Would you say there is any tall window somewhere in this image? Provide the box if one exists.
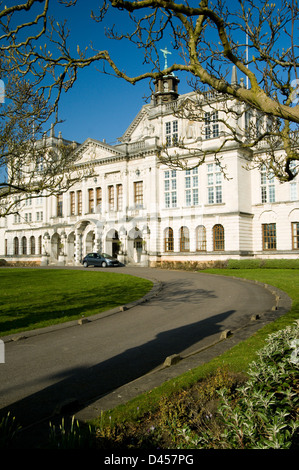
[36,156,44,172]
[70,191,75,215]
[179,226,190,252]
[96,187,102,213]
[165,120,178,146]
[57,194,63,217]
[88,188,94,213]
[164,170,177,208]
[261,165,275,203]
[77,190,82,215]
[185,168,199,206]
[108,185,115,211]
[207,163,222,204]
[165,227,174,252]
[116,184,123,211]
[290,182,298,201]
[22,236,27,255]
[213,224,225,251]
[134,181,143,206]
[14,237,19,255]
[292,222,299,249]
[204,111,219,139]
[262,223,276,250]
[196,225,207,251]
[30,236,35,255]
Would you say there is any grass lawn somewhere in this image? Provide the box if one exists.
[0,268,153,337]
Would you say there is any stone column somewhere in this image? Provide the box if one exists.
[75,228,82,264]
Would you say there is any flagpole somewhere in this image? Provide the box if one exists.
[246,15,249,89]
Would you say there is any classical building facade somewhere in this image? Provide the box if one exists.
[1,71,299,266]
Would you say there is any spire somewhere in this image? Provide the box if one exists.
[231,65,238,86]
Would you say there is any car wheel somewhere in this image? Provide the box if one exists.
[101,261,107,267]
[83,261,88,268]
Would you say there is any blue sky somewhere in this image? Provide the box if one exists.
[13,0,273,146]
[43,0,192,146]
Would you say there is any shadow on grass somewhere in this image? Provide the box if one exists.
[0,269,152,335]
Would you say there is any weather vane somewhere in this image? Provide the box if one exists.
[160,46,171,70]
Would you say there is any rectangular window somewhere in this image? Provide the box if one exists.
[172,120,178,145]
[185,168,199,206]
[165,120,178,146]
[212,111,219,137]
[207,163,222,204]
[77,190,82,215]
[262,223,277,250]
[88,188,94,213]
[204,112,211,139]
[134,181,143,206]
[261,165,275,203]
[70,191,75,215]
[57,194,63,217]
[290,182,298,201]
[116,184,123,211]
[96,187,102,213]
[204,111,219,139]
[108,185,114,211]
[164,170,177,208]
[292,222,299,249]
[36,211,43,222]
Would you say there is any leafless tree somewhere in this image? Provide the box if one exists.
[1,0,299,189]
[0,0,92,216]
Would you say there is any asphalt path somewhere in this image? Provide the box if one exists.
[0,266,288,447]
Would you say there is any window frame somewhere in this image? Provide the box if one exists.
[196,225,207,251]
[262,223,277,250]
[164,227,174,252]
[134,181,143,207]
[213,224,225,251]
[292,222,299,250]
[179,226,190,252]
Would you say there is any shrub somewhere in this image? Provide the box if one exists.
[0,412,21,448]
[262,259,299,269]
[182,322,299,449]
[227,259,262,269]
[227,258,299,270]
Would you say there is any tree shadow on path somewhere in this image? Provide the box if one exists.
[0,307,235,440]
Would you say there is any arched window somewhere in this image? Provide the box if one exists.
[213,224,225,251]
[180,226,190,252]
[164,227,174,252]
[196,225,207,251]
[22,236,27,255]
[30,236,35,255]
[14,237,19,255]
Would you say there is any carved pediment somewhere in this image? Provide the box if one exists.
[120,105,154,142]
[74,138,125,165]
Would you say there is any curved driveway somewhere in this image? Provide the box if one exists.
[0,266,286,440]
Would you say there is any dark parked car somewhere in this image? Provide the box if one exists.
[82,253,121,268]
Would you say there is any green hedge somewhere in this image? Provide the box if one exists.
[227,259,299,269]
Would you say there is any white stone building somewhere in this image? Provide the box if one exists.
[1,71,299,266]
